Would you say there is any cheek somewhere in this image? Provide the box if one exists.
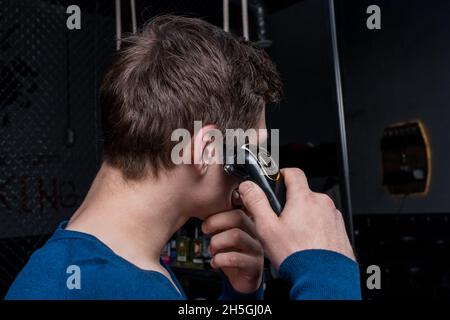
[202,167,238,214]
[214,171,237,203]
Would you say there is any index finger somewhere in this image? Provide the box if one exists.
[202,209,257,238]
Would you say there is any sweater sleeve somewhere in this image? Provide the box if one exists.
[278,249,362,300]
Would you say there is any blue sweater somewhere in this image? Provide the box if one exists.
[5,222,361,300]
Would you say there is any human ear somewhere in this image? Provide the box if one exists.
[191,124,223,176]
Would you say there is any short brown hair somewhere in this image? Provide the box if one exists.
[101,15,282,179]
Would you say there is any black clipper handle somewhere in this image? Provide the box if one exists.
[223,145,286,215]
[251,169,285,215]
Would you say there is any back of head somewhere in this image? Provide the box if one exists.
[101,15,282,180]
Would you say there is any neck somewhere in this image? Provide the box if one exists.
[67,163,189,270]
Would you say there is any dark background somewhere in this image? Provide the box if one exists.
[1,0,449,299]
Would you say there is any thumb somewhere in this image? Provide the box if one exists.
[239,180,277,225]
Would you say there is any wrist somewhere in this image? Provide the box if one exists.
[221,273,265,300]
[230,272,263,294]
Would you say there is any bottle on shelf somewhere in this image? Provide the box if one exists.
[176,230,191,265]
[192,226,204,267]
[161,242,171,264]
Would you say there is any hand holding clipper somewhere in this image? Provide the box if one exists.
[223,144,286,215]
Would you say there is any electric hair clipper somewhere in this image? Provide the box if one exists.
[223,144,286,215]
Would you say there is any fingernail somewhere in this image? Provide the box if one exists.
[232,189,240,200]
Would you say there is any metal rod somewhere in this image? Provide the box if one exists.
[115,0,122,50]
[223,0,230,32]
[328,0,354,245]
[130,0,137,34]
[241,0,249,40]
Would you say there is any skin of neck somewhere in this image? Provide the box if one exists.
[64,117,265,273]
[66,162,193,271]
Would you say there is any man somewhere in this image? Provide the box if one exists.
[6,15,360,300]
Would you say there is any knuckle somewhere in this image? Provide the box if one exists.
[234,210,246,226]
[238,209,247,220]
[209,237,218,252]
[311,192,334,208]
[231,228,243,242]
[289,167,306,181]
[335,209,344,221]
[228,254,239,268]
[320,194,336,209]
[294,167,306,178]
